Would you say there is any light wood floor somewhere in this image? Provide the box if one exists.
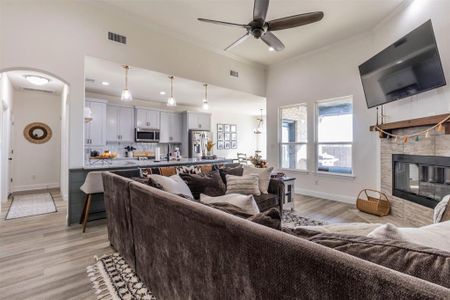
[0,189,112,300]
[0,190,409,300]
[292,194,414,227]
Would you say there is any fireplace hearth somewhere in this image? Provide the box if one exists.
[393,154,450,208]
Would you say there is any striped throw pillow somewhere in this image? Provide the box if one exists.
[226,174,261,196]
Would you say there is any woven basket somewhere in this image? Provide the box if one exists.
[356,189,390,217]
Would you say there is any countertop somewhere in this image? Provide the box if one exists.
[81,157,234,171]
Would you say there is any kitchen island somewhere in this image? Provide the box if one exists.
[68,157,233,225]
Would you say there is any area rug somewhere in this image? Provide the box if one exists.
[87,253,156,300]
[5,192,57,220]
[281,210,326,227]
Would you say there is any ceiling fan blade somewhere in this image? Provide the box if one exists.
[224,32,250,51]
[197,18,250,29]
[253,0,270,22]
[261,31,285,51]
[267,11,324,31]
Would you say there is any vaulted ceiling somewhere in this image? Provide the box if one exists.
[100,0,405,66]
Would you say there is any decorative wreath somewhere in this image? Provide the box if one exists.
[23,122,52,144]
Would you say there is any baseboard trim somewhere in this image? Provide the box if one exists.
[295,187,354,204]
[11,183,60,193]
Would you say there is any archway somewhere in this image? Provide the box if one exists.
[0,67,70,217]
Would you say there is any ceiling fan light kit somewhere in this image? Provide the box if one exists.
[198,0,324,52]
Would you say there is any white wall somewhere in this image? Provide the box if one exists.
[60,85,69,201]
[11,89,61,192]
[211,112,262,160]
[0,73,13,203]
[0,0,267,169]
[266,0,450,203]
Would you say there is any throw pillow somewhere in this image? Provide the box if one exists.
[367,223,404,241]
[242,165,274,194]
[132,177,164,190]
[218,166,244,185]
[248,208,281,230]
[226,174,261,196]
[200,193,260,215]
[176,165,202,174]
[203,202,281,230]
[179,170,226,200]
[147,174,194,200]
[397,221,450,253]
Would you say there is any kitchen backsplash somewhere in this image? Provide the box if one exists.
[85,142,182,160]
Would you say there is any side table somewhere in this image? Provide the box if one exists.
[281,177,296,211]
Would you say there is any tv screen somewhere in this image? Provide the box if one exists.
[359,20,446,108]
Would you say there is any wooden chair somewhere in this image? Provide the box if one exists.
[79,171,104,233]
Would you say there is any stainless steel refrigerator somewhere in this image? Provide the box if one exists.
[188,130,212,158]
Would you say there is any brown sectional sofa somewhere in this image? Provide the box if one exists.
[102,171,450,299]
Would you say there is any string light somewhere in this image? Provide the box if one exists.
[375,114,450,144]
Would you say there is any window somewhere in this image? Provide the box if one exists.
[279,104,307,170]
[316,97,353,175]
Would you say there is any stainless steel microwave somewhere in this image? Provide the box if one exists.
[135,128,160,143]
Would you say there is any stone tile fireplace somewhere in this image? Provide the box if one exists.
[392,154,450,208]
[381,126,450,226]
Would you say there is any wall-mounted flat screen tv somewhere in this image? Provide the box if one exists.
[359,20,446,108]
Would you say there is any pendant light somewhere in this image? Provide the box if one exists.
[202,83,209,110]
[167,75,176,106]
[254,109,264,134]
[120,65,132,102]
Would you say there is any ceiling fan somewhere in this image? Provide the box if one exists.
[198,0,324,52]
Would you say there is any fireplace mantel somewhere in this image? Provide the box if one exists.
[369,113,450,137]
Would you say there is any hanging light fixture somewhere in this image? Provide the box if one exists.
[202,83,209,110]
[167,75,176,106]
[254,109,264,134]
[120,65,132,102]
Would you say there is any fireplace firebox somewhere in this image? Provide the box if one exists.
[393,154,450,208]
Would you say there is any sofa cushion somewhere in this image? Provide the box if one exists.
[242,165,274,194]
[218,165,243,185]
[307,232,450,288]
[253,193,279,212]
[200,193,260,215]
[179,170,226,200]
[226,174,261,196]
[147,174,194,200]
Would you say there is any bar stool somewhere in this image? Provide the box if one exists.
[80,171,104,233]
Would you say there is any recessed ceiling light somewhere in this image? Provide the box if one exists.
[160,91,166,95]
[268,47,275,52]
[25,75,50,86]
[101,81,110,86]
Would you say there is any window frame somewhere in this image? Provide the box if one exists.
[278,103,308,172]
[314,96,354,177]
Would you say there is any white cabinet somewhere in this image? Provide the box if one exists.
[187,112,211,130]
[160,112,182,143]
[106,105,134,142]
[135,108,160,129]
[85,100,107,147]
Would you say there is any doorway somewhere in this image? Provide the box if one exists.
[0,69,69,217]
